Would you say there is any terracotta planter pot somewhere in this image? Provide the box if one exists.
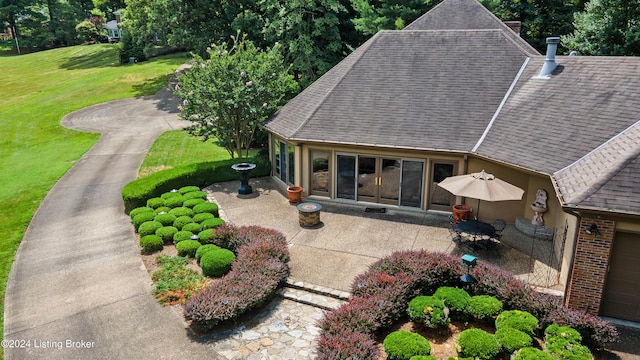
[452,204,471,223]
[287,186,303,204]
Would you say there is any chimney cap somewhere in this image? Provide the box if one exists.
[546,37,560,44]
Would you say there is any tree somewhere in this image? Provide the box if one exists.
[350,0,440,36]
[175,33,300,158]
[261,0,350,87]
[562,0,640,55]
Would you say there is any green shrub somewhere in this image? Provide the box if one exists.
[146,197,165,209]
[129,206,154,219]
[176,240,201,257]
[544,324,591,360]
[182,222,203,234]
[161,191,182,199]
[132,212,157,231]
[156,226,178,244]
[196,244,219,263]
[140,235,164,253]
[138,221,163,237]
[179,185,200,194]
[495,327,532,354]
[154,206,171,214]
[169,206,193,217]
[183,198,205,209]
[193,202,219,216]
[433,286,471,319]
[409,357,437,360]
[173,230,194,244]
[383,330,431,360]
[544,324,582,344]
[173,215,195,230]
[468,295,503,321]
[183,191,207,200]
[201,217,225,230]
[200,248,236,277]
[193,212,215,223]
[495,310,539,337]
[164,195,184,208]
[514,347,554,360]
[407,296,449,328]
[456,328,500,360]
[154,213,177,226]
[121,156,270,212]
[197,229,214,244]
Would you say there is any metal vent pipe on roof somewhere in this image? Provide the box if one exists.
[538,37,560,78]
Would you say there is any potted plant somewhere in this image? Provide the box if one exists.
[287,186,303,204]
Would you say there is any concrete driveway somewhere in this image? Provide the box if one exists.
[3,78,224,359]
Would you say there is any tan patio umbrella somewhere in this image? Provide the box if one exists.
[437,170,524,219]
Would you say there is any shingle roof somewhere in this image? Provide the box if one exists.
[551,121,640,214]
[405,0,539,56]
[263,29,530,152]
[262,0,640,215]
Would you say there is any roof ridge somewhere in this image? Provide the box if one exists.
[289,33,382,138]
[552,120,640,206]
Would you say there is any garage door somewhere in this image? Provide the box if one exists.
[601,232,640,322]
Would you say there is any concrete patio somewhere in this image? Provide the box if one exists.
[206,177,563,294]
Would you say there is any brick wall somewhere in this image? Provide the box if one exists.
[565,218,615,314]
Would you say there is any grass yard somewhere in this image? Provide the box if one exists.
[0,44,190,349]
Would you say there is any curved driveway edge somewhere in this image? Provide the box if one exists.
[4,77,224,359]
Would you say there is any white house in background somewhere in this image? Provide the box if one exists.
[105,10,123,43]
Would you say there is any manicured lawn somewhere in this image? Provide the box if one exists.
[0,44,190,349]
[138,130,232,177]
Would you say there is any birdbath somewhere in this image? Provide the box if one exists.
[231,163,257,195]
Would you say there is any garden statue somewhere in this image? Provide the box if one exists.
[530,189,548,226]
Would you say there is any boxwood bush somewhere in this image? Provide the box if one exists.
[140,235,164,253]
[201,218,225,230]
[168,206,193,217]
[200,248,235,277]
[132,212,157,231]
[180,221,201,232]
[154,213,177,226]
[315,250,618,359]
[468,295,503,321]
[184,225,289,330]
[173,215,195,230]
[544,324,592,360]
[179,185,200,194]
[173,230,194,244]
[183,198,205,209]
[495,310,539,337]
[383,330,431,360]
[161,191,181,199]
[176,240,201,258]
[407,296,449,328]
[164,195,184,208]
[183,191,207,200]
[129,206,154,219]
[495,327,532,354]
[433,286,471,320]
[195,244,219,263]
[456,328,500,359]
[138,221,163,237]
[146,197,165,209]
[514,347,555,360]
[122,156,270,213]
[193,202,219,216]
[156,226,178,244]
[193,212,215,223]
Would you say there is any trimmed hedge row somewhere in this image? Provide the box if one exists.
[183,225,290,330]
[315,250,618,359]
[122,156,270,213]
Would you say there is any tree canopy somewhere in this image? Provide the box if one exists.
[174,34,300,158]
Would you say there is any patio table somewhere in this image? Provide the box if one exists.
[454,220,497,250]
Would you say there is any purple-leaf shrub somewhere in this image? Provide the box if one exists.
[183,225,289,330]
[316,329,380,360]
[316,250,618,357]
